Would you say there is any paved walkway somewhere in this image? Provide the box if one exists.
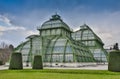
[0,64,108,70]
[45,65,108,70]
[0,65,8,70]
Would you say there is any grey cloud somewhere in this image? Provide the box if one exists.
[0,14,39,46]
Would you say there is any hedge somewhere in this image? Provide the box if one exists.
[108,51,120,72]
[9,52,23,70]
[0,61,3,65]
[32,55,43,69]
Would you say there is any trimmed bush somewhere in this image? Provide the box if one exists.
[0,61,3,65]
[108,51,120,72]
[32,55,43,69]
[9,52,23,70]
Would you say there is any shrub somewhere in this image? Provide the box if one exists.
[32,55,43,69]
[0,61,3,65]
[108,51,120,72]
[9,52,23,70]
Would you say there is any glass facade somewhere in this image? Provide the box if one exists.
[15,14,108,67]
[72,24,108,62]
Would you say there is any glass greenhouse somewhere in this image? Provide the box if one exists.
[15,14,108,67]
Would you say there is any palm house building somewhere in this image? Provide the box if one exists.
[15,14,108,67]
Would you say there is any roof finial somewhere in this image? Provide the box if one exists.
[50,12,61,20]
[83,21,88,26]
[83,21,86,25]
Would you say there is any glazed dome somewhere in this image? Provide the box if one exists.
[38,14,70,31]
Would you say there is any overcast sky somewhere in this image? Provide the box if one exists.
[0,0,120,48]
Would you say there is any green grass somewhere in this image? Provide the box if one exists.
[0,69,120,79]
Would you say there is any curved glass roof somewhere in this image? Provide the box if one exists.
[15,35,94,63]
[38,14,70,31]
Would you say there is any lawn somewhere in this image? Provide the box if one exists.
[0,69,120,79]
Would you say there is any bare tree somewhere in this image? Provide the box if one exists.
[0,42,9,49]
[0,42,14,65]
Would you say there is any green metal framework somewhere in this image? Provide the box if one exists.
[15,14,108,67]
[72,24,108,62]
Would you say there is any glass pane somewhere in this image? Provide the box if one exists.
[65,54,73,62]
